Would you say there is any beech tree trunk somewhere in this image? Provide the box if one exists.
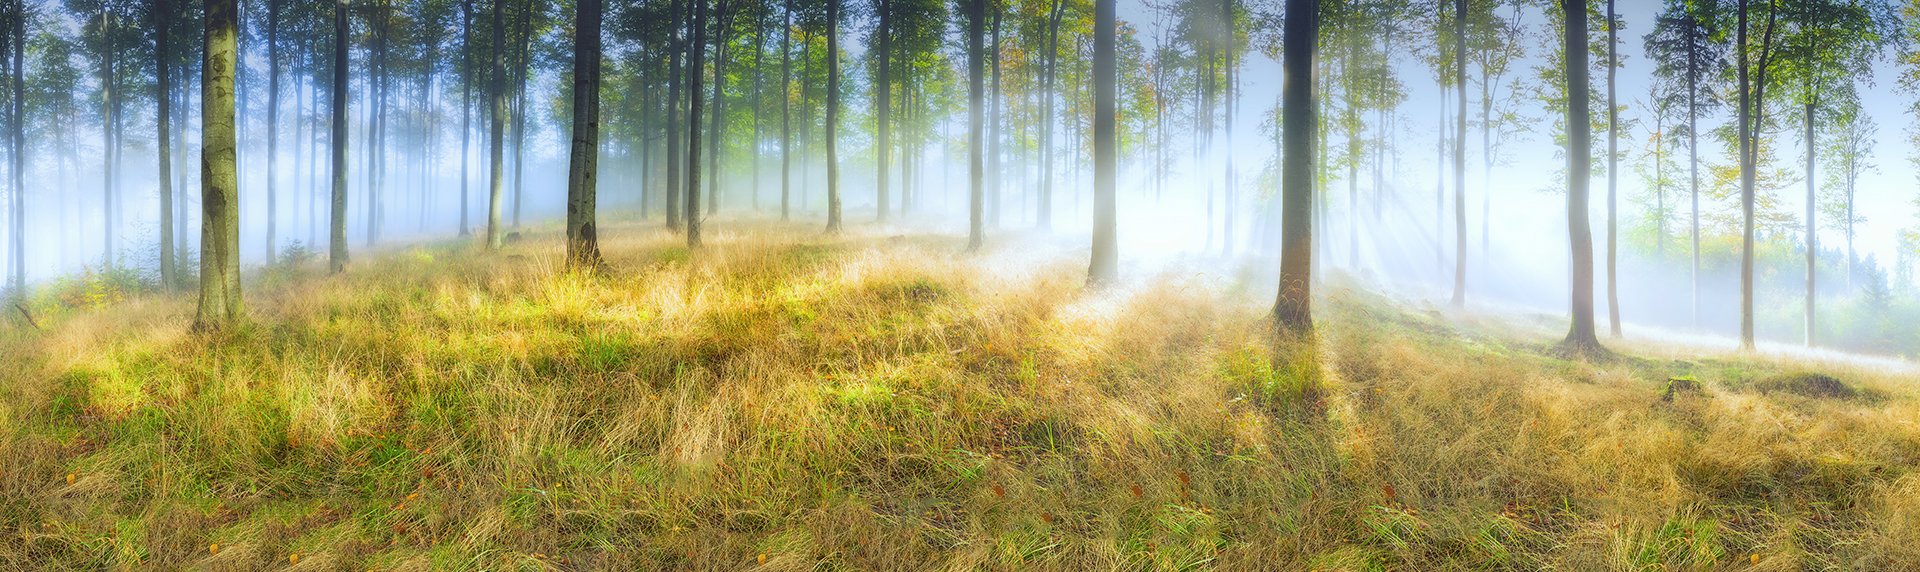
[196,0,243,329]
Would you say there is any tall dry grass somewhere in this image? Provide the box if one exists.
[0,221,1916,570]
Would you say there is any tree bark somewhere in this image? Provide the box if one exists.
[705,12,727,217]
[667,0,685,230]
[196,0,243,329]
[267,0,281,259]
[1804,101,1815,346]
[487,0,507,248]
[966,0,984,250]
[1451,0,1467,307]
[7,0,21,295]
[459,0,473,236]
[154,0,174,287]
[1688,9,1701,328]
[101,6,117,266]
[824,0,842,233]
[330,0,351,271]
[687,0,710,247]
[988,7,1003,227]
[1087,0,1116,285]
[1606,0,1620,337]
[1221,0,1235,258]
[1275,0,1315,335]
[876,0,891,222]
[780,0,792,221]
[566,0,603,268]
[1559,0,1601,354]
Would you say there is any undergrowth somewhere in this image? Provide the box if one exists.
[1,222,1917,570]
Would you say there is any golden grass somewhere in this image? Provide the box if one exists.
[1,220,1918,570]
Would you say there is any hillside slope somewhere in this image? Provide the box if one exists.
[2,222,1918,570]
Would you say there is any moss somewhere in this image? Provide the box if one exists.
[1754,372,1859,400]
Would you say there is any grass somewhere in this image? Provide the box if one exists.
[2,220,1919,570]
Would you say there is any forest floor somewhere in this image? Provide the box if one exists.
[2,220,1919,571]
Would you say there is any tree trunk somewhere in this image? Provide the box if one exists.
[197,0,243,329]
[371,5,389,246]
[1804,101,1815,346]
[1451,0,1467,307]
[687,0,709,247]
[511,0,530,228]
[487,0,507,248]
[876,0,891,222]
[824,0,841,233]
[7,0,21,295]
[566,0,602,268]
[330,0,351,271]
[101,6,116,267]
[988,7,1003,227]
[1275,0,1315,335]
[460,0,473,236]
[706,17,727,217]
[1559,0,1601,354]
[751,8,765,211]
[780,0,792,221]
[1221,0,1235,258]
[1606,0,1620,336]
[1688,11,1700,328]
[156,0,175,287]
[1345,36,1357,268]
[1087,0,1116,285]
[667,0,685,230]
[1038,0,1062,231]
[267,0,281,259]
[966,0,984,250]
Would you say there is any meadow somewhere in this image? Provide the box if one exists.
[2,221,1917,570]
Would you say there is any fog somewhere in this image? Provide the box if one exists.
[2,0,1916,356]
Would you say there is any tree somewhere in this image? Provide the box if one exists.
[1468,0,1527,254]
[266,0,281,259]
[1734,0,1782,351]
[1822,96,1873,291]
[966,0,984,251]
[197,0,242,329]
[823,0,840,233]
[874,0,891,222]
[80,0,126,267]
[1775,0,1894,346]
[153,0,176,287]
[1086,0,1114,285]
[5,0,21,297]
[1645,0,1726,328]
[701,0,732,218]
[460,0,473,236]
[686,0,709,247]
[1452,0,1466,307]
[1274,0,1314,335]
[1558,0,1602,355]
[780,0,792,220]
[330,0,351,272]
[566,0,603,268]
[1604,0,1619,337]
[487,0,507,249]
